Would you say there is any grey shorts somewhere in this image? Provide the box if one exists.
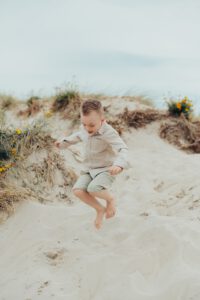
[72,171,115,193]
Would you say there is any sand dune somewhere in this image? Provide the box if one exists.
[1,105,200,299]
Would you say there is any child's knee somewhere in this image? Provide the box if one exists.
[73,188,85,197]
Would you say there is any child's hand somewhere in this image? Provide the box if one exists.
[108,165,123,175]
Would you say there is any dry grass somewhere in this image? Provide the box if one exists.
[0,182,30,214]
[61,95,81,120]
[0,120,54,166]
[16,123,54,159]
[119,108,167,129]
[160,114,200,153]
[0,94,17,110]
[0,121,53,213]
[105,108,167,134]
[18,96,42,117]
[51,88,82,122]
[28,151,77,188]
[52,88,81,120]
[0,120,77,215]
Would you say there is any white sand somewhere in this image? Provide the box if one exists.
[1,112,200,299]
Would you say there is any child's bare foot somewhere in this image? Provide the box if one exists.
[106,198,116,219]
[95,207,106,229]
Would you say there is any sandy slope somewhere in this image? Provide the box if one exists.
[1,121,200,300]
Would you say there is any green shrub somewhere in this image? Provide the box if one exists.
[27,96,40,107]
[52,88,80,112]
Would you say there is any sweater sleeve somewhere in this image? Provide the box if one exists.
[59,131,82,149]
[103,127,129,169]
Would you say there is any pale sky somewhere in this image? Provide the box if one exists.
[0,0,200,108]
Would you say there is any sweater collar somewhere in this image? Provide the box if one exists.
[97,120,107,135]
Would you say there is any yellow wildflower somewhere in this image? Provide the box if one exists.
[44,110,53,118]
[16,128,22,135]
[185,108,189,111]
[11,148,17,155]
[176,102,182,110]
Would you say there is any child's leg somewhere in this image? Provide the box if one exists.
[86,171,116,219]
[73,189,106,229]
[87,190,116,218]
[73,188,105,211]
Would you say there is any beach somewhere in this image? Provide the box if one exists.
[0,96,200,299]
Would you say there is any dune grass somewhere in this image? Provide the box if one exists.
[160,114,200,153]
[105,107,167,134]
[52,85,81,111]
[0,94,17,110]
[17,96,42,117]
[0,119,77,216]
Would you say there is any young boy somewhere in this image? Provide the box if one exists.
[54,100,129,229]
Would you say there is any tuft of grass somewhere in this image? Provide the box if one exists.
[51,84,82,121]
[0,109,5,127]
[27,96,40,106]
[18,96,42,117]
[28,151,77,188]
[160,114,200,153]
[52,86,81,113]
[119,108,167,129]
[0,94,17,110]
[105,107,167,134]
[0,182,29,214]
[0,120,54,176]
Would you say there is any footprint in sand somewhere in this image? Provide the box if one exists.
[140,212,149,217]
[37,281,49,295]
[44,248,67,266]
[154,181,165,192]
[175,189,187,199]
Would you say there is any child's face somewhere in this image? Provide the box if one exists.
[81,111,104,136]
